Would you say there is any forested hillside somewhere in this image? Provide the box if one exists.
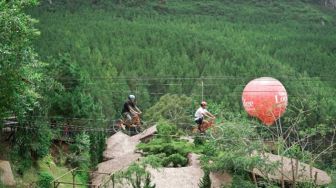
[1,0,336,187]
[30,0,336,116]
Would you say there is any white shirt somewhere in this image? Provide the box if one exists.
[194,107,208,120]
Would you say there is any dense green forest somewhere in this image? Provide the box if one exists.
[1,0,336,187]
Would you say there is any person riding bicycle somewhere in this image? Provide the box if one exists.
[194,101,215,132]
[122,95,142,125]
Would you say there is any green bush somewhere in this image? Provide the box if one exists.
[156,120,178,142]
[15,158,33,176]
[162,153,188,167]
[37,171,54,188]
[116,163,156,188]
[231,175,255,188]
[194,134,206,145]
[138,121,194,167]
[138,140,193,167]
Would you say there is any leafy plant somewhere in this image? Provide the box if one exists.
[67,133,91,182]
[162,153,188,167]
[137,121,194,167]
[37,171,54,188]
[230,175,256,188]
[68,133,90,167]
[115,163,155,188]
[200,122,278,185]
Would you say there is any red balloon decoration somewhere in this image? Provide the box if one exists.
[242,77,288,126]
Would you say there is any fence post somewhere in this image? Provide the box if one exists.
[72,170,76,188]
[281,156,284,188]
[314,172,318,185]
[112,174,115,188]
[291,158,296,188]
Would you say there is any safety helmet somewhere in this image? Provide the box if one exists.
[128,95,136,101]
[201,101,207,106]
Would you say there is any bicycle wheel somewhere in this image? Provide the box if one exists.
[125,126,137,136]
[112,119,124,133]
[135,126,142,134]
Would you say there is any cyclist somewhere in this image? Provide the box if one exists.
[194,101,215,132]
[122,95,142,124]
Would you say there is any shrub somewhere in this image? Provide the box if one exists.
[37,171,54,188]
[231,175,255,188]
[162,153,188,167]
[137,121,194,167]
[116,163,155,188]
[16,158,33,176]
[194,133,206,145]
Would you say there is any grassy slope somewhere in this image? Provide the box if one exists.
[0,135,84,187]
[17,155,86,188]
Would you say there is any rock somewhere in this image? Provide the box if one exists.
[130,125,157,142]
[148,166,204,188]
[92,126,157,187]
[91,153,141,186]
[251,152,332,185]
[187,153,201,166]
[103,132,137,160]
[0,160,15,186]
[148,153,232,188]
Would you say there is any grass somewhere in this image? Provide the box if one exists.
[330,171,336,188]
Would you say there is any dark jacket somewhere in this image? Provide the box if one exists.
[122,101,136,114]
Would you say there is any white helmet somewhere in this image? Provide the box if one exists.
[128,95,135,101]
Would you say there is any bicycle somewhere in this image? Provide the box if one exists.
[192,117,216,133]
[112,113,142,135]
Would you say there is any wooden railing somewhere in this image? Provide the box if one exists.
[52,168,112,188]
